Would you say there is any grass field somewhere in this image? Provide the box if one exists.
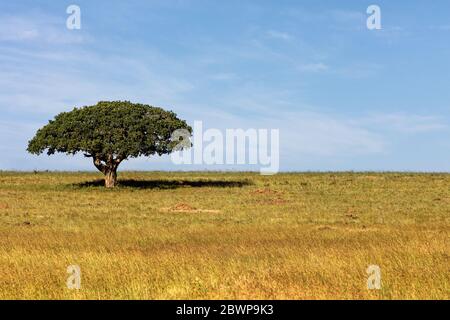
[0,171,448,299]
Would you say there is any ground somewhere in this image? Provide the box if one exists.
[0,171,448,299]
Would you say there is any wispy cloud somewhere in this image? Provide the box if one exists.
[0,44,195,116]
[0,14,87,44]
[428,25,450,31]
[266,30,293,41]
[209,73,237,81]
[298,62,329,73]
[362,114,447,133]
[334,62,382,79]
[1,4,449,171]
[329,9,365,23]
[276,111,385,156]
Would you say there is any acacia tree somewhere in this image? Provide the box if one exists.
[27,101,192,187]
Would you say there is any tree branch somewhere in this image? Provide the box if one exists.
[114,155,125,165]
[93,157,107,174]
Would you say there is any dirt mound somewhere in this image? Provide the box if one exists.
[173,203,196,211]
[263,198,287,205]
[0,203,9,209]
[251,188,280,195]
[250,188,287,205]
[161,203,220,213]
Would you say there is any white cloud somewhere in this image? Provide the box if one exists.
[267,30,293,41]
[428,25,450,31]
[0,45,195,116]
[362,113,447,133]
[334,63,382,79]
[329,9,365,23]
[298,62,329,73]
[260,111,385,156]
[0,16,40,41]
[209,73,237,81]
[0,14,87,44]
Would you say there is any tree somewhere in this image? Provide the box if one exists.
[27,101,192,187]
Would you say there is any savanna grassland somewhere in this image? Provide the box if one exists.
[0,171,448,299]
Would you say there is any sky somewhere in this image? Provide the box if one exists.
[0,0,450,172]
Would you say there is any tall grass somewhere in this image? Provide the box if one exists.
[0,171,448,299]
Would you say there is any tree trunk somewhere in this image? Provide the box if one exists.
[104,168,117,188]
[92,155,123,188]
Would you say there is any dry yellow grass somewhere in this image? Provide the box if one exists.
[0,171,448,299]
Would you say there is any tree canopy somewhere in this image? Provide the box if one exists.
[27,101,192,187]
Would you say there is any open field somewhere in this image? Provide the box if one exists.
[0,171,448,299]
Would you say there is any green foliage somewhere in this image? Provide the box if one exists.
[27,101,192,164]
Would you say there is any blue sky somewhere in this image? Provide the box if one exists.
[1,0,450,172]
